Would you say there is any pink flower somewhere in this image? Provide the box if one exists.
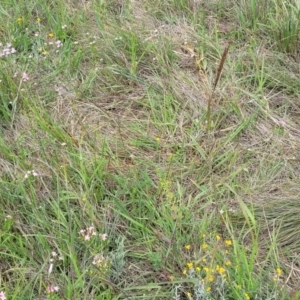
[79,226,96,241]
[100,233,108,241]
[0,43,16,57]
[0,291,6,300]
[55,40,63,48]
[279,120,286,127]
[13,71,30,82]
[79,226,106,241]
[87,226,95,233]
[22,72,29,81]
[46,285,59,293]
[84,235,91,241]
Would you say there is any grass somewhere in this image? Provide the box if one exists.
[1,0,300,299]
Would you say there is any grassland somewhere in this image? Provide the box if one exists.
[1,0,300,299]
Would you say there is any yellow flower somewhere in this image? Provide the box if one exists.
[36,17,41,22]
[202,258,207,263]
[208,275,214,282]
[182,269,187,275]
[225,239,232,246]
[217,266,226,275]
[167,191,174,199]
[185,244,191,250]
[202,234,206,238]
[17,17,22,24]
[225,261,231,266]
[276,268,282,276]
[48,32,55,38]
[204,267,210,273]
[244,293,250,300]
[187,262,193,269]
[202,243,208,249]
[206,286,211,292]
[196,266,201,272]
[169,275,174,281]
[216,234,221,241]
[187,292,192,298]
[155,137,161,142]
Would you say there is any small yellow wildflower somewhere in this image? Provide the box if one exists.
[187,292,192,298]
[208,275,214,282]
[187,262,193,269]
[237,284,242,289]
[276,268,282,276]
[206,286,211,292]
[196,266,201,272]
[202,234,206,238]
[169,275,174,281]
[244,293,250,300]
[155,137,161,142]
[202,243,208,249]
[17,17,22,24]
[218,266,226,275]
[202,258,207,263]
[182,269,187,275]
[204,267,210,273]
[225,261,231,266]
[216,234,221,241]
[36,17,41,22]
[48,32,55,38]
[225,239,232,246]
[167,191,174,199]
[185,244,191,250]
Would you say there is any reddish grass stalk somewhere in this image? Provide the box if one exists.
[206,41,231,131]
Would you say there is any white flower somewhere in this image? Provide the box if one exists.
[48,262,53,275]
